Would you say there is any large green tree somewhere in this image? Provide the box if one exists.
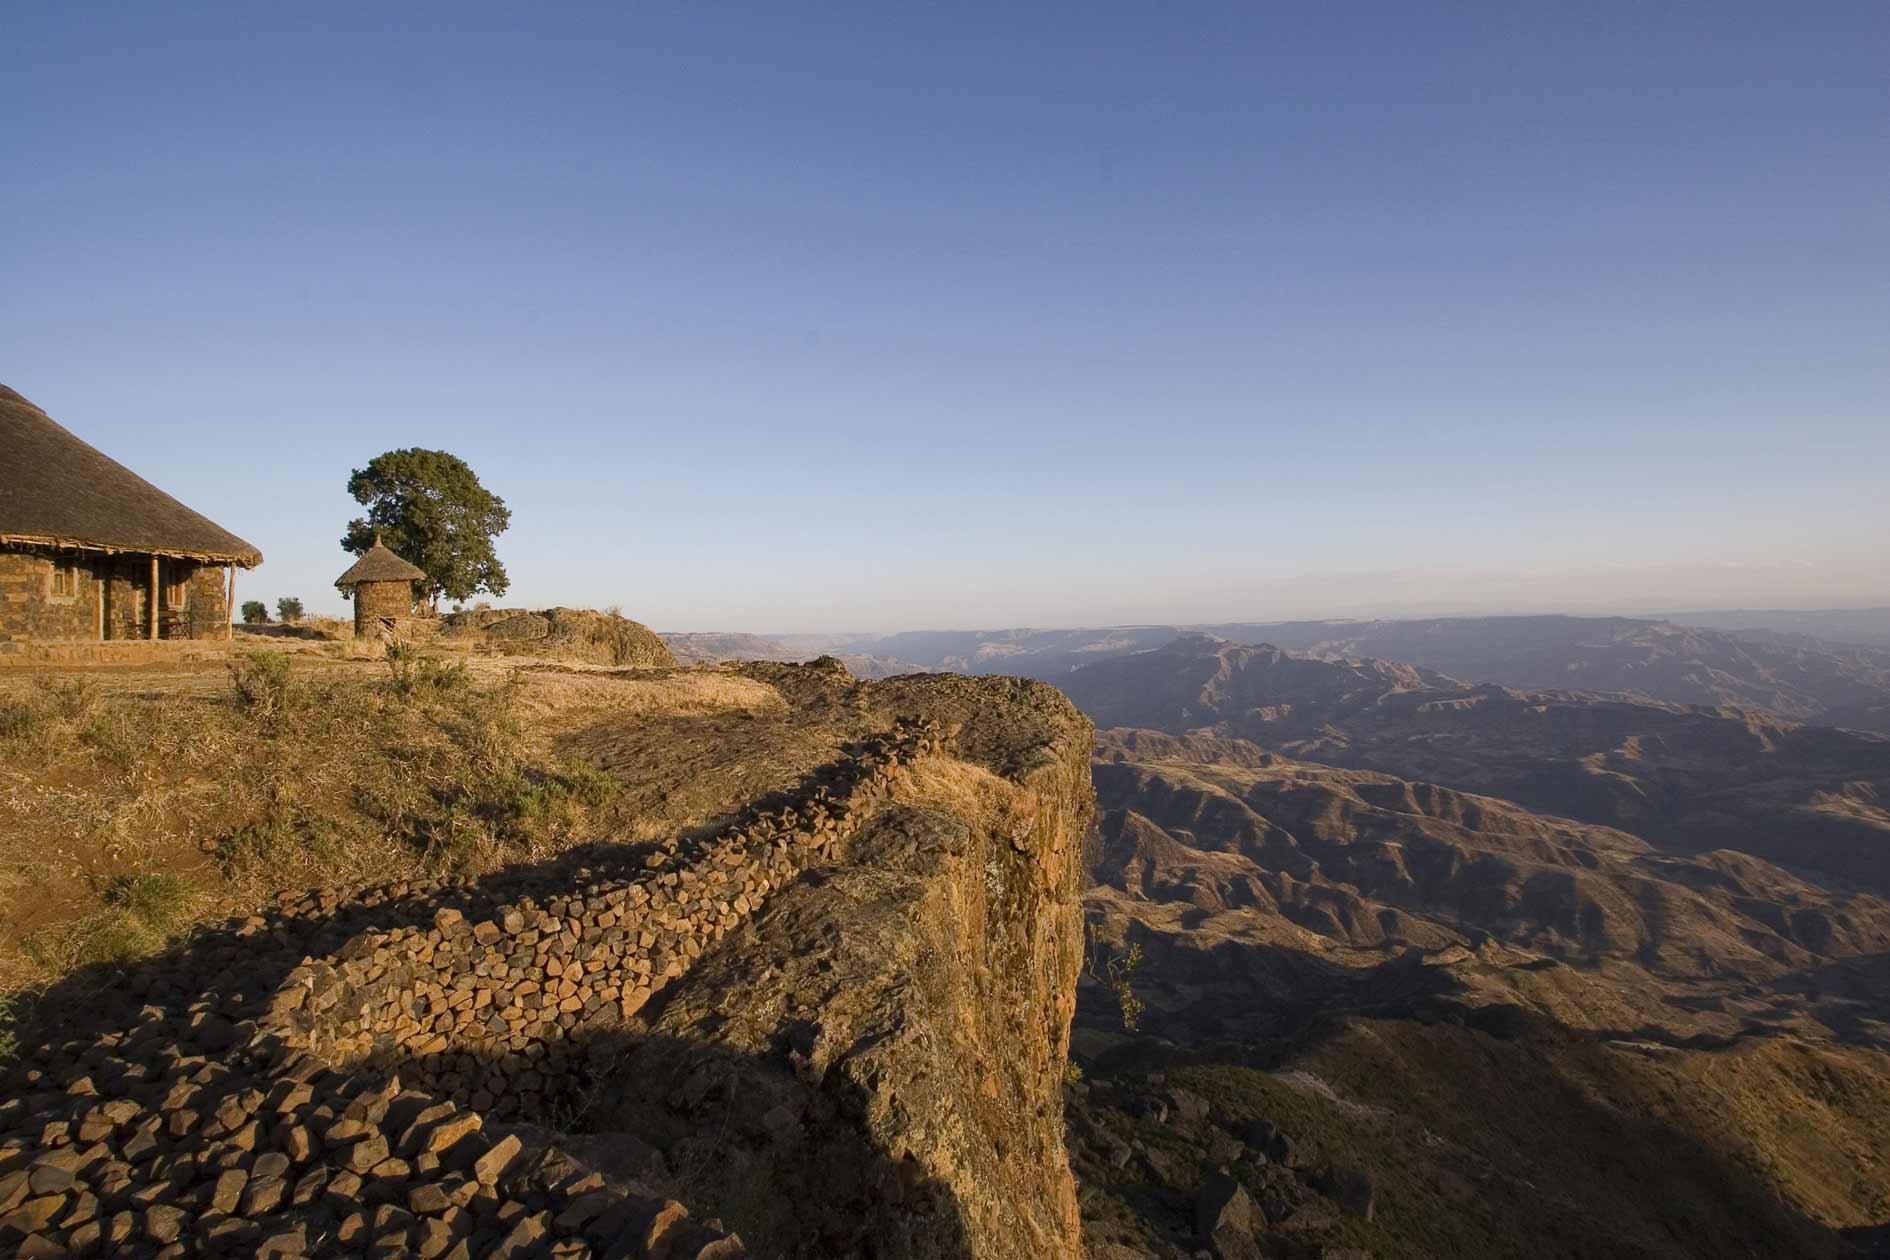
[340,449,511,608]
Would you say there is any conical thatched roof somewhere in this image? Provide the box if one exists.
[0,384,263,566]
[336,539,428,587]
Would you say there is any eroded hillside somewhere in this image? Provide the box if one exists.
[1067,728,1890,1260]
[0,660,1094,1259]
[1061,635,1890,896]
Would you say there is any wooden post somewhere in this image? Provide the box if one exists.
[226,564,235,640]
[148,555,159,640]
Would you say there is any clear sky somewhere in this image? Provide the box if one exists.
[5,3,1886,632]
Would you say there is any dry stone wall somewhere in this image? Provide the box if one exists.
[264,722,947,1118]
[0,719,953,1260]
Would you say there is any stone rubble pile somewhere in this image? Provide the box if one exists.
[0,721,949,1259]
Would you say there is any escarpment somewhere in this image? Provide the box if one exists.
[0,667,1093,1259]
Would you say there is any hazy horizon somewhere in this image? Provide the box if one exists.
[670,588,1890,642]
[7,3,1886,631]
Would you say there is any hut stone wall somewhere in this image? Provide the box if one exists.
[0,544,230,642]
[0,546,102,642]
[187,562,231,638]
[354,577,415,639]
[101,555,141,641]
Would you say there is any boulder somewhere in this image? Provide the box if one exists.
[483,614,551,642]
[1195,1170,1263,1260]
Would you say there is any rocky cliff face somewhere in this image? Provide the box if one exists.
[0,666,1093,1259]
[588,682,1094,1257]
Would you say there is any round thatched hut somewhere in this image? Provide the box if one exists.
[335,538,427,641]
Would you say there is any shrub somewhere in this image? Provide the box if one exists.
[34,676,98,723]
[0,679,98,752]
[1107,941,1146,1032]
[23,872,200,974]
[276,596,305,623]
[99,872,197,935]
[221,804,347,870]
[0,692,52,742]
[384,642,469,699]
[492,763,619,823]
[78,707,142,767]
[229,650,299,720]
[240,600,269,624]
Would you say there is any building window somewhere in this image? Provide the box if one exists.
[49,557,81,600]
[164,562,188,609]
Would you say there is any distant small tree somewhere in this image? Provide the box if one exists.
[240,600,269,625]
[276,597,305,624]
[341,449,511,611]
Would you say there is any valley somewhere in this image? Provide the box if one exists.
[1045,625,1890,1259]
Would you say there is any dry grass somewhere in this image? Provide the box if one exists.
[514,669,784,723]
[0,648,668,996]
[899,754,1022,825]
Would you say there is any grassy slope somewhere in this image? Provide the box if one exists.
[0,651,651,997]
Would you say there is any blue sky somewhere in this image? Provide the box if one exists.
[5,3,1886,631]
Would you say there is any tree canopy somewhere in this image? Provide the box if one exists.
[340,449,510,606]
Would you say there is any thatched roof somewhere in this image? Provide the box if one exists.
[0,384,263,566]
[336,539,428,587]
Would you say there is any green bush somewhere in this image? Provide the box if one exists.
[491,762,619,823]
[99,872,197,935]
[240,600,269,624]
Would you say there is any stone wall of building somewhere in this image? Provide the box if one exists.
[186,563,231,639]
[354,579,414,640]
[0,546,101,642]
[0,547,232,642]
[100,554,141,641]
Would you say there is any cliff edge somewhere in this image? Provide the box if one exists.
[0,665,1093,1259]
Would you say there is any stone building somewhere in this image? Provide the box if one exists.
[335,538,427,640]
[0,384,262,643]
